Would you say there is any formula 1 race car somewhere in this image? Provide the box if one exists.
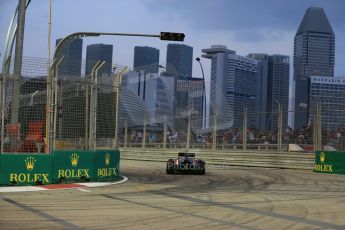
[166,152,205,175]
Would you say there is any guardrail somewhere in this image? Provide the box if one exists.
[120,148,314,170]
[0,150,120,186]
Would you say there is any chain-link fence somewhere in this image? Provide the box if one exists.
[0,56,128,153]
[2,56,345,153]
[117,104,345,152]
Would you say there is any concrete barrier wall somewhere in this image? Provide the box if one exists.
[0,154,52,185]
[315,151,345,174]
[121,148,315,170]
[0,149,120,186]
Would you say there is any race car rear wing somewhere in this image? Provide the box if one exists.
[178,152,195,157]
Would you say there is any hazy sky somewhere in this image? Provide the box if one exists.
[1,0,344,81]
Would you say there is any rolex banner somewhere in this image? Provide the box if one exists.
[0,154,52,185]
[52,150,94,182]
[94,150,120,181]
[315,151,345,174]
[0,149,121,186]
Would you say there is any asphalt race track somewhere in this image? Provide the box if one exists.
[1,159,345,229]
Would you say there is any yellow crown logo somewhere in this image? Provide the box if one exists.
[105,153,111,166]
[70,153,79,167]
[25,156,36,171]
[320,152,326,164]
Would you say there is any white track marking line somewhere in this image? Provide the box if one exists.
[0,175,128,193]
[0,186,48,193]
[77,175,128,187]
[77,188,91,192]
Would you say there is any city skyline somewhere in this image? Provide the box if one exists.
[1,1,344,81]
[1,1,345,129]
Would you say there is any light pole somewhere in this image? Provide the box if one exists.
[46,31,185,153]
[195,57,206,129]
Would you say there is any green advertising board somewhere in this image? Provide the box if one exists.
[0,149,121,186]
[94,149,120,181]
[315,151,345,174]
[52,150,94,182]
[0,154,52,185]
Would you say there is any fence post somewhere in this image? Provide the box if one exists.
[275,99,282,152]
[11,0,26,125]
[124,118,128,149]
[163,115,167,149]
[52,58,63,152]
[113,67,128,149]
[279,106,283,152]
[313,98,322,151]
[85,82,89,149]
[243,107,247,150]
[0,57,10,153]
[89,61,105,151]
[142,113,147,149]
[317,100,322,151]
[212,112,217,150]
[46,59,58,153]
[186,110,191,151]
[114,73,122,149]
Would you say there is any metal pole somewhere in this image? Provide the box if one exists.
[47,0,52,150]
[317,100,322,151]
[93,61,105,151]
[0,58,11,153]
[52,57,63,152]
[275,99,282,152]
[142,113,147,149]
[46,59,57,153]
[0,76,3,153]
[85,82,89,149]
[163,115,167,149]
[58,83,63,140]
[88,61,102,150]
[243,107,247,150]
[114,67,127,149]
[313,98,322,151]
[279,106,283,151]
[48,0,52,69]
[212,112,217,150]
[314,100,319,151]
[11,0,26,124]
[124,118,128,149]
[196,58,206,129]
[114,73,122,149]
[186,110,191,151]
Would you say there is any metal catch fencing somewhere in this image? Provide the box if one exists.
[0,56,128,153]
[2,56,345,153]
[117,106,345,152]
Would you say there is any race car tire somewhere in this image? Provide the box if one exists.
[166,159,174,174]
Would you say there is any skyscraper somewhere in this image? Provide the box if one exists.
[202,45,258,130]
[247,53,269,130]
[174,78,204,130]
[166,44,193,78]
[248,54,290,130]
[309,76,345,131]
[293,7,335,128]
[86,44,113,76]
[56,38,83,77]
[133,46,159,73]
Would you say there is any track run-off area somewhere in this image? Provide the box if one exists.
[1,159,345,230]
